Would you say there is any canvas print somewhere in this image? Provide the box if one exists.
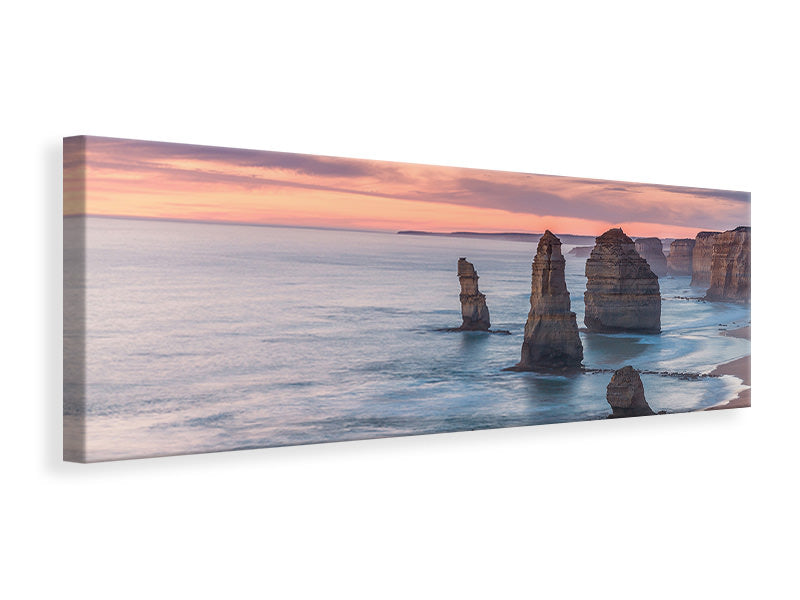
[63,136,751,462]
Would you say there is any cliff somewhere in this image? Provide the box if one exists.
[456,258,491,330]
[634,237,668,277]
[705,226,751,303]
[584,228,661,333]
[516,231,583,371]
[606,366,654,418]
[691,231,721,287]
[667,238,695,275]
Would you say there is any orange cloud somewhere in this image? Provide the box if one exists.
[64,136,750,239]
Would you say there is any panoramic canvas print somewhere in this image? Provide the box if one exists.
[63,136,751,462]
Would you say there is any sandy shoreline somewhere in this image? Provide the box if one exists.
[706,325,751,410]
[720,325,750,340]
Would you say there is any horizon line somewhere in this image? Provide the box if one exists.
[72,213,393,236]
[70,213,742,241]
[67,214,590,239]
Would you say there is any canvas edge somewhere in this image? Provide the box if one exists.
[63,135,88,463]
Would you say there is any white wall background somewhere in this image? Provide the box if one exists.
[2,1,797,598]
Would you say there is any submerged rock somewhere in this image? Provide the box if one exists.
[584,228,661,334]
[691,231,721,287]
[606,366,654,418]
[516,231,583,371]
[634,237,668,277]
[705,226,751,303]
[456,258,491,330]
[667,238,696,275]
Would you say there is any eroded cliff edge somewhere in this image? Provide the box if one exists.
[705,226,751,303]
[634,237,668,277]
[691,231,720,287]
[667,238,695,275]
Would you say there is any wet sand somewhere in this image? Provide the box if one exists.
[720,325,750,340]
[707,326,751,410]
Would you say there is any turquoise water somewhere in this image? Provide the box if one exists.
[64,217,751,461]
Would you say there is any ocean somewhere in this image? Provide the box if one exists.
[64,217,751,461]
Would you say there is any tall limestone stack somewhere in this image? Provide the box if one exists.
[456,258,491,330]
[606,366,654,418]
[634,237,668,277]
[667,238,696,275]
[584,228,661,333]
[691,231,721,287]
[516,231,583,370]
[705,226,751,303]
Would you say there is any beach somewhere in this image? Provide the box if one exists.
[707,326,751,410]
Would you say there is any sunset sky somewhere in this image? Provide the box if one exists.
[64,136,750,238]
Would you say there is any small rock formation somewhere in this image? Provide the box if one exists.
[567,246,592,258]
[456,258,491,330]
[606,366,654,418]
[634,237,668,277]
[691,231,721,287]
[705,226,751,303]
[516,231,583,370]
[584,228,661,334]
[667,238,696,275]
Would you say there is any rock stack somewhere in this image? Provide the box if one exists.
[584,228,661,334]
[567,246,592,258]
[634,237,668,277]
[516,231,583,371]
[705,226,751,303]
[456,258,491,330]
[691,231,720,287]
[667,238,696,275]
[606,366,654,418]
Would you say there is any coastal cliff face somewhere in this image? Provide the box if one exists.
[517,231,583,370]
[705,226,751,303]
[456,258,491,330]
[634,237,668,277]
[667,238,695,275]
[584,228,661,333]
[606,366,654,418]
[691,231,720,287]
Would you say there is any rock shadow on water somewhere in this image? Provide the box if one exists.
[513,371,610,422]
[457,330,492,354]
[518,372,582,401]
[580,332,650,366]
[431,326,512,335]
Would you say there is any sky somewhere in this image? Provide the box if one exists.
[64,136,751,239]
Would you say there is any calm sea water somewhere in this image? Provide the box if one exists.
[64,217,751,461]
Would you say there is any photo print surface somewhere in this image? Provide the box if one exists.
[63,136,751,462]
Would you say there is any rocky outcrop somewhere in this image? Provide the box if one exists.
[667,238,696,275]
[606,366,654,418]
[516,231,583,371]
[705,226,751,303]
[567,246,592,258]
[634,237,668,277]
[691,231,721,287]
[584,228,661,333]
[456,258,491,330]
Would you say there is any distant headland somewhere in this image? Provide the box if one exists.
[397,230,597,246]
